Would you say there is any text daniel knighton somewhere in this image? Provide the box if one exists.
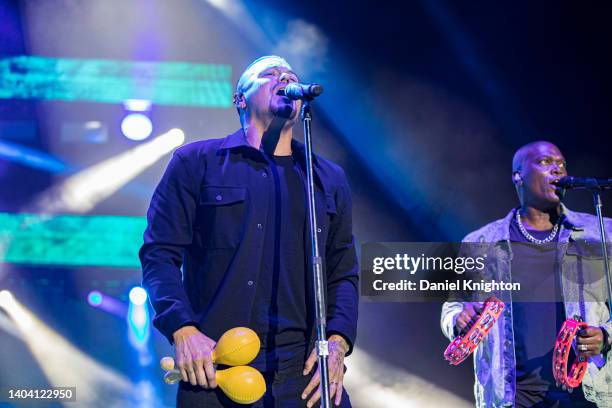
[372,279,520,292]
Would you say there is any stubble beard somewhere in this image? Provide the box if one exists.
[271,98,298,120]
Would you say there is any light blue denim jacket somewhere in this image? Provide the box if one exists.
[441,205,612,407]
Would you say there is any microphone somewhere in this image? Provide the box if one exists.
[282,83,324,100]
[554,176,612,190]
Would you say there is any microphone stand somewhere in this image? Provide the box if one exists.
[565,185,612,320]
[591,189,612,321]
[301,98,331,408]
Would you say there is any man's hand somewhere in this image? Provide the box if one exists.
[302,335,349,407]
[173,325,217,388]
[576,326,605,359]
[455,302,484,333]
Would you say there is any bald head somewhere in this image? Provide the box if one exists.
[511,140,567,209]
[512,141,562,174]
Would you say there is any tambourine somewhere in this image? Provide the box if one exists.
[553,316,588,391]
[444,297,505,365]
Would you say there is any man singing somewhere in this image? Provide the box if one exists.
[441,141,612,407]
[140,56,358,407]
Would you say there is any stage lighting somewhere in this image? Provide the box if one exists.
[85,290,127,317]
[344,347,472,407]
[121,113,153,141]
[3,292,142,406]
[0,140,68,173]
[128,290,151,350]
[1,56,233,107]
[34,128,186,214]
[129,287,147,306]
[165,128,185,146]
[0,212,145,268]
[87,290,103,307]
[0,289,14,308]
[123,99,152,112]
[61,121,108,144]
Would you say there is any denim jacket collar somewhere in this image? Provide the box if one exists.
[498,203,584,242]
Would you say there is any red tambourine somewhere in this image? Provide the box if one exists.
[553,316,589,391]
[444,297,505,365]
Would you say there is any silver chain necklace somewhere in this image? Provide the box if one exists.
[515,210,560,244]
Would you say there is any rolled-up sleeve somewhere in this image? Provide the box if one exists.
[140,151,199,343]
[441,302,463,341]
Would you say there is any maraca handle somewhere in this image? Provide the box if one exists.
[164,369,182,384]
[160,356,217,384]
[160,356,181,384]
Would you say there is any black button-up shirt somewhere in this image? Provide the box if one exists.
[140,129,359,355]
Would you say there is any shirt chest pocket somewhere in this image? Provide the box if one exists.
[318,193,337,243]
[197,186,248,249]
[325,193,337,219]
[564,241,608,301]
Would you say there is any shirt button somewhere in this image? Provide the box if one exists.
[317,227,322,233]
[247,280,254,286]
[262,172,267,178]
[257,223,263,229]
[215,194,222,201]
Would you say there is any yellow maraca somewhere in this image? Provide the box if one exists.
[213,327,261,366]
[162,363,266,404]
[161,326,260,369]
[160,327,265,404]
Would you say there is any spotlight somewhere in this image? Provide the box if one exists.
[84,121,103,129]
[344,347,473,406]
[0,140,67,173]
[123,99,152,112]
[2,292,137,406]
[0,290,14,308]
[85,291,127,317]
[35,128,186,214]
[129,287,147,306]
[87,291,103,307]
[128,287,151,350]
[121,113,153,141]
[166,128,185,146]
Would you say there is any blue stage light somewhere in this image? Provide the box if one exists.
[129,287,148,305]
[120,113,153,141]
[87,291,103,307]
[128,296,151,351]
[0,140,68,173]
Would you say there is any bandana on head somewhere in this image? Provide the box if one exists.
[235,56,293,94]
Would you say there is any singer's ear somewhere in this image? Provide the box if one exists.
[513,172,522,185]
[232,92,246,109]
